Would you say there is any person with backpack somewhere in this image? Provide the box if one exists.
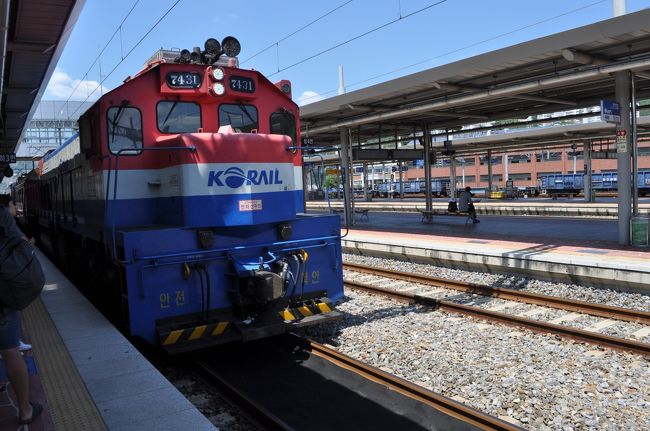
[0,197,43,424]
[459,186,480,223]
[0,197,33,352]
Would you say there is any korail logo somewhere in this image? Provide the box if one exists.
[208,167,283,188]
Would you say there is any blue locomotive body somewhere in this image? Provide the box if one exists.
[12,38,344,353]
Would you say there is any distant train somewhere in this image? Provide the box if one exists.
[539,171,650,197]
[374,179,450,198]
[11,37,344,353]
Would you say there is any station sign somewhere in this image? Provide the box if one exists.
[600,100,621,124]
[325,169,340,175]
[615,129,627,153]
[0,153,16,163]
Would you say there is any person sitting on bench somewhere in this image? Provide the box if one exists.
[459,186,480,223]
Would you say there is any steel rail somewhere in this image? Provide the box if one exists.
[194,360,294,431]
[306,338,524,431]
[343,262,650,325]
[344,279,650,357]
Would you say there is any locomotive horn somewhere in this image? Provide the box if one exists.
[204,38,220,54]
[190,47,201,63]
[221,36,241,58]
[179,49,191,63]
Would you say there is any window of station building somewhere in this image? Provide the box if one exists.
[270,111,296,144]
[509,154,531,164]
[157,101,201,133]
[462,175,476,182]
[510,173,531,181]
[638,146,650,157]
[536,152,562,162]
[218,104,258,133]
[107,106,143,155]
[479,155,502,165]
[480,174,503,182]
[457,157,476,166]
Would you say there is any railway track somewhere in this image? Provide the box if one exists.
[194,335,522,431]
[343,263,650,357]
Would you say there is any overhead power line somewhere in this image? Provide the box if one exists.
[68,0,183,119]
[241,0,355,65]
[59,0,141,117]
[268,0,448,77]
[298,0,608,104]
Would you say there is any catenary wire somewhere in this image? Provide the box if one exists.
[68,0,183,119]
[267,0,448,77]
[240,0,355,65]
[296,0,608,104]
[59,0,141,118]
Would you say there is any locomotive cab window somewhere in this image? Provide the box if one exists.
[270,111,296,144]
[218,104,258,133]
[157,101,201,133]
[107,106,143,155]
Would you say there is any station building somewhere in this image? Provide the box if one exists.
[347,109,650,192]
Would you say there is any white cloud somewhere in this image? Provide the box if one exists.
[296,90,324,106]
[44,68,109,101]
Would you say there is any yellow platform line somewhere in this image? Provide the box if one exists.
[23,298,108,430]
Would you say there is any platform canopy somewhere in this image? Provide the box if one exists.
[0,0,85,165]
[300,9,650,155]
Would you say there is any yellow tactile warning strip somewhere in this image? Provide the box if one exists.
[22,298,108,431]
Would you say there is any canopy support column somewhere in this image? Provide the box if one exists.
[615,71,631,245]
[423,124,432,212]
[584,141,593,203]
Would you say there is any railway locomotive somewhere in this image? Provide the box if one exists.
[12,37,344,353]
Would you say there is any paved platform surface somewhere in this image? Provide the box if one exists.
[0,250,216,431]
[319,210,650,292]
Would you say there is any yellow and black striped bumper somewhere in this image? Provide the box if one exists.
[159,320,232,350]
[278,300,335,322]
[157,299,341,353]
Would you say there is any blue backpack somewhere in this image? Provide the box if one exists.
[0,236,44,310]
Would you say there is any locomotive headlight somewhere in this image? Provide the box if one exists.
[211,67,225,81]
[211,82,226,95]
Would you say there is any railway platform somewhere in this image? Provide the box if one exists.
[0,250,215,431]
[317,210,650,292]
[307,199,650,218]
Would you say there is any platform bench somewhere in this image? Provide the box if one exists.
[420,209,474,225]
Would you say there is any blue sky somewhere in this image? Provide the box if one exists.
[45,0,650,110]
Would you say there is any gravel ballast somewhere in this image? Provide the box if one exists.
[299,255,650,430]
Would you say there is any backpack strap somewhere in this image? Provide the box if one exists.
[0,236,26,266]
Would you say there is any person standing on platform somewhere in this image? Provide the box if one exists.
[459,186,480,223]
[0,198,42,425]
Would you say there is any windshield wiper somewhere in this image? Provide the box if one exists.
[161,101,179,130]
[236,104,256,128]
[110,105,126,143]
